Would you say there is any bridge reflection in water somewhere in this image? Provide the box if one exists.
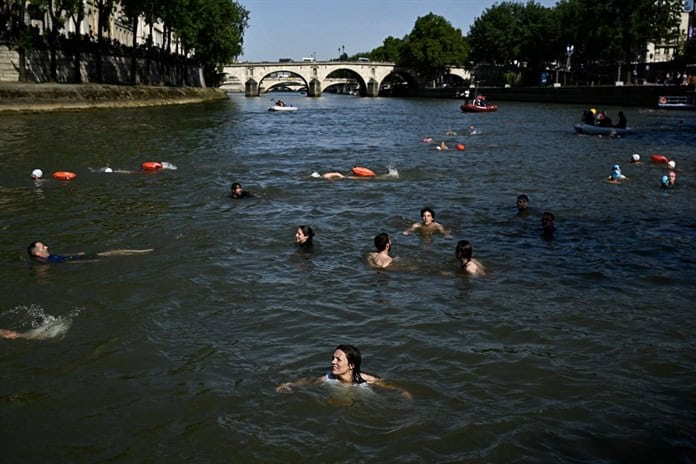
[221,61,470,97]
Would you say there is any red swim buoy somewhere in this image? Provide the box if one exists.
[52,171,77,181]
[659,96,667,104]
[650,154,669,164]
[142,161,163,171]
[351,166,376,177]
[455,143,465,151]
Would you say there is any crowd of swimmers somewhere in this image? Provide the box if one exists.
[608,153,678,189]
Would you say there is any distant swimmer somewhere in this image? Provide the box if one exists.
[276,344,411,399]
[455,240,486,276]
[630,154,641,164]
[230,182,253,199]
[295,225,315,252]
[661,171,677,189]
[31,169,44,180]
[403,207,451,236]
[607,164,626,183]
[667,160,676,170]
[516,194,530,217]
[436,141,449,151]
[367,232,393,269]
[541,212,556,240]
[27,241,153,264]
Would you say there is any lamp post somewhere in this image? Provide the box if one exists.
[565,44,574,85]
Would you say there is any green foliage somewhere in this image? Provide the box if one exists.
[400,12,468,80]
[369,36,404,62]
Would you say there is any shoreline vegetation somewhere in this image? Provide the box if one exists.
[0,83,228,113]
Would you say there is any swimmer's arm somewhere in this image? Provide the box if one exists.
[276,376,323,393]
[368,376,413,400]
[0,329,22,339]
[402,223,419,235]
[97,249,154,256]
[435,223,452,237]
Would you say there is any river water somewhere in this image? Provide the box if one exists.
[1,94,695,463]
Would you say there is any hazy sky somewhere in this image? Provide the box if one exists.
[237,0,560,62]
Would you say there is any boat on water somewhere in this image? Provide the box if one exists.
[657,95,696,111]
[574,123,633,136]
[460,102,498,113]
[268,104,298,112]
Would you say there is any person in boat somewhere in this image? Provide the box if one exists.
[614,111,627,129]
[541,212,556,240]
[276,344,411,398]
[607,164,626,183]
[403,207,451,236]
[276,100,285,107]
[596,112,613,127]
[455,240,485,276]
[368,232,393,269]
[230,182,253,199]
[27,241,153,264]
[295,225,315,252]
[516,194,530,217]
[581,109,595,125]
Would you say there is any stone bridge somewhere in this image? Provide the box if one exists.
[221,61,470,97]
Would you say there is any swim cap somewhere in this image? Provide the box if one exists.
[667,160,676,169]
[590,108,597,114]
[31,169,43,179]
[104,167,113,173]
[631,154,640,161]
[310,172,320,178]
[661,175,669,185]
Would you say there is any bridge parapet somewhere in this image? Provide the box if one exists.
[222,61,470,97]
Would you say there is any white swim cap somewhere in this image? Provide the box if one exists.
[31,169,43,179]
[667,160,676,169]
[104,167,113,173]
[310,172,320,178]
[631,154,640,161]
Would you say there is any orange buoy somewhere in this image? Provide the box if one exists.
[52,171,77,181]
[142,161,163,171]
[351,166,376,177]
[650,154,669,164]
[455,143,465,151]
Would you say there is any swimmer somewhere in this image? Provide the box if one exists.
[541,212,556,239]
[276,344,411,399]
[367,232,393,269]
[27,241,153,264]
[436,141,449,151]
[403,207,451,236]
[295,225,315,252]
[516,194,529,217]
[230,182,253,199]
[667,160,676,170]
[630,154,641,164]
[0,329,22,339]
[607,164,626,183]
[311,170,377,180]
[667,170,677,187]
[31,169,44,180]
[660,175,670,189]
[455,240,485,276]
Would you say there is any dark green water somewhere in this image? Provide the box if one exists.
[1,94,695,463]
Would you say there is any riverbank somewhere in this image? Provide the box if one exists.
[0,83,227,113]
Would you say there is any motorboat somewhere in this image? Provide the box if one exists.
[574,123,633,136]
[268,104,298,112]
[460,102,498,113]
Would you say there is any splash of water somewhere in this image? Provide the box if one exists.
[386,165,399,178]
[3,304,81,340]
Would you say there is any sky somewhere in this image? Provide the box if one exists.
[237,0,559,62]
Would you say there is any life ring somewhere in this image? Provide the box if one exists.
[142,161,163,171]
[351,166,376,177]
[659,96,667,104]
[650,154,669,164]
[455,143,465,151]
[52,171,77,181]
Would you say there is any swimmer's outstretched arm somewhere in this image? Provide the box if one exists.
[0,329,22,339]
[96,248,154,256]
[435,223,453,237]
[402,223,420,235]
[370,377,413,399]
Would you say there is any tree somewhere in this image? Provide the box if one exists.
[64,0,86,83]
[369,36,404,62]
[94,0,114,83]
[400,13,468,82]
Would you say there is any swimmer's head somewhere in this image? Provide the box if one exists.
[631,154,640,162]
[590,108,597,115]
[104,167,113,173]
[31,169,43,179]
[613,164,620,171]
[667,160,676,169]
[310,172,320,178]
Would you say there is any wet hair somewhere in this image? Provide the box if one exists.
[334,344,364,383]
[541,212,555,232]
[230,182,242,190]
[455,240,473,264]
[373,232,390,252]
[296,225,315,249]
[420,207,435,219]
[27,241,41,257]
[517,194,528,202]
